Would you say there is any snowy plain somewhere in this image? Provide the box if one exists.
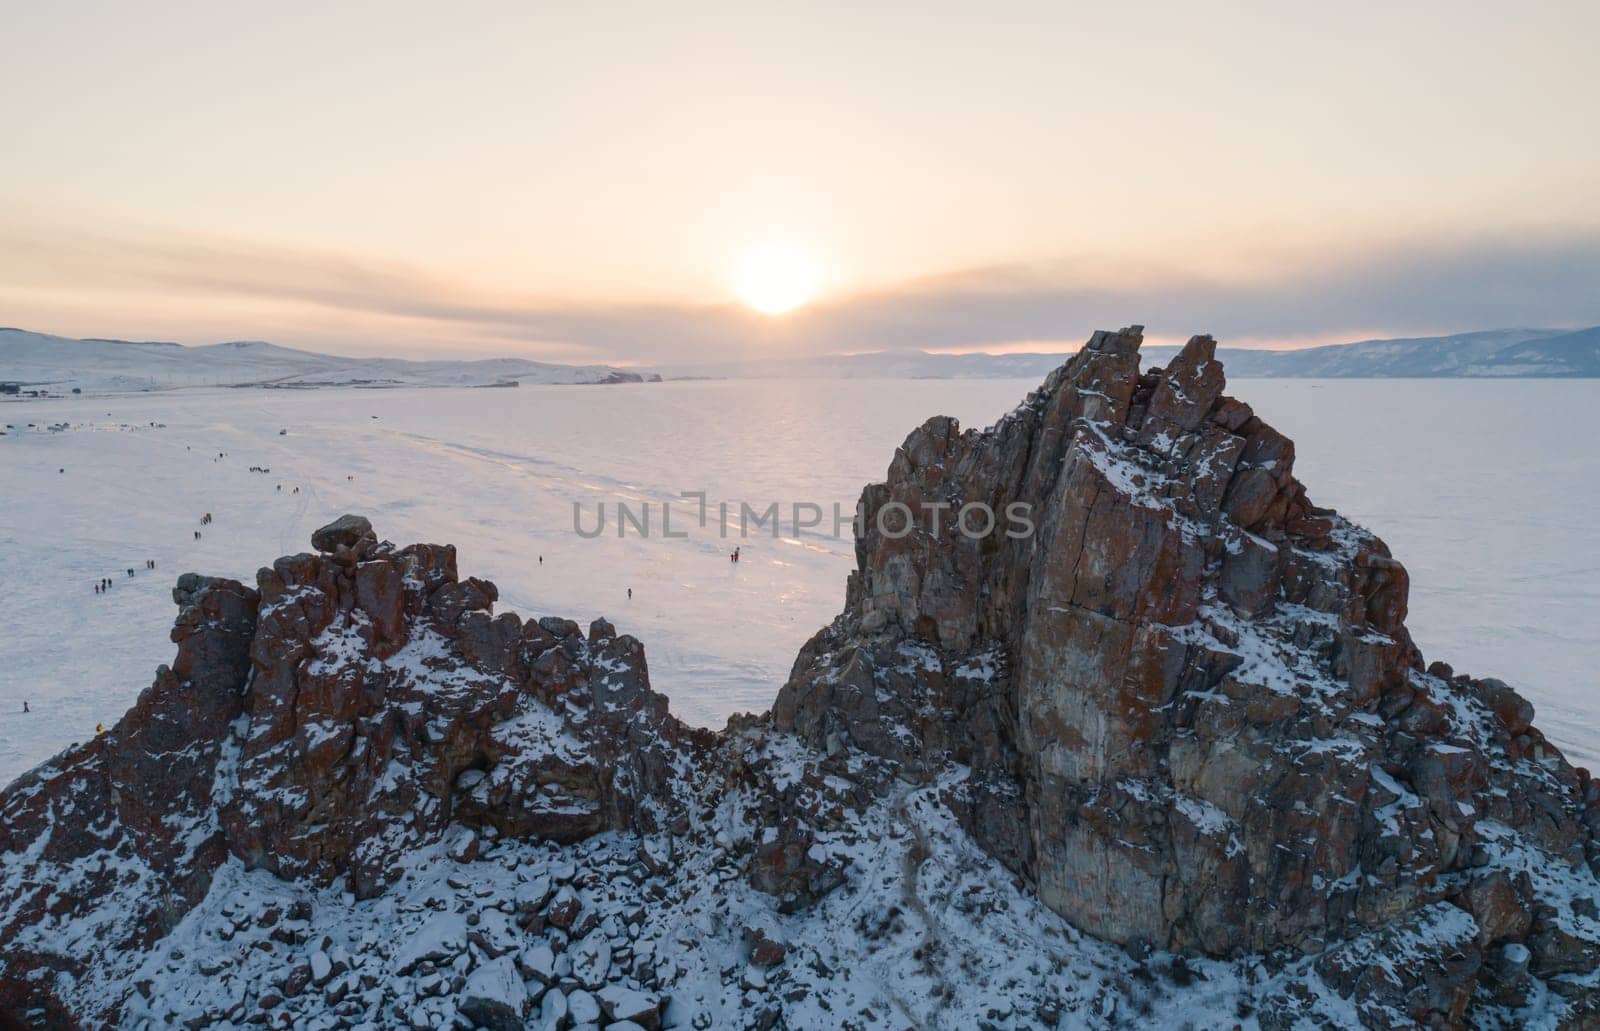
[1,376,1597,784]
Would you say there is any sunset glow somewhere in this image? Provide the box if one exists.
[731,242,820,315]
[0,4,1597,362]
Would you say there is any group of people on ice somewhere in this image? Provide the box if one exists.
[93,511,209,593]
[92,560,154,594]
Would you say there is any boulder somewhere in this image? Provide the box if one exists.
[310,514,376,554]
[597,984,661,1028]
[457,956,530,1031]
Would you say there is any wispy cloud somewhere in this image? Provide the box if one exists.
[4,220,1598,362]
[789,232,1600,354]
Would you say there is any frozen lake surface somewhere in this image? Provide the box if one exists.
[2,376,1597,783]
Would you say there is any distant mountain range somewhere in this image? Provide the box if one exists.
[1165,326,1600,378]
[5,325,1600,395]
[0,329,657,394]
[653,326,1600,380]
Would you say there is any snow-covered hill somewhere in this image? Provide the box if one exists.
[0,330,653,394]
[8,324,1600,397]
[1198,327,1600,378]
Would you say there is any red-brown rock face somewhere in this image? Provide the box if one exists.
[776,327,1600,1023]
[219,535,692,899]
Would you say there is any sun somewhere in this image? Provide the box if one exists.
[731,242,819,315]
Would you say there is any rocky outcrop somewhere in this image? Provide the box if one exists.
[775,326,1600,1026]
[220,528,693,898]
[0,519,698,1026]
[3,331,1598,1030]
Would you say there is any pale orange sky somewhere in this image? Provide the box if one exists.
[3,2,1598,362]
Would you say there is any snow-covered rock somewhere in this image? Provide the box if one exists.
[457,955,530,1030]
[597,983,661,1026]
[566,987,601,1024]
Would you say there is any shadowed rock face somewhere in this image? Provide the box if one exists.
[0,573,258,1028]
[2,332,1598,1030]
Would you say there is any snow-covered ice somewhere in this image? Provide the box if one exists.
[1,376,1596,784]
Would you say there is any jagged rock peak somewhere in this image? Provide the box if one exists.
[776,326,1600,1023]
